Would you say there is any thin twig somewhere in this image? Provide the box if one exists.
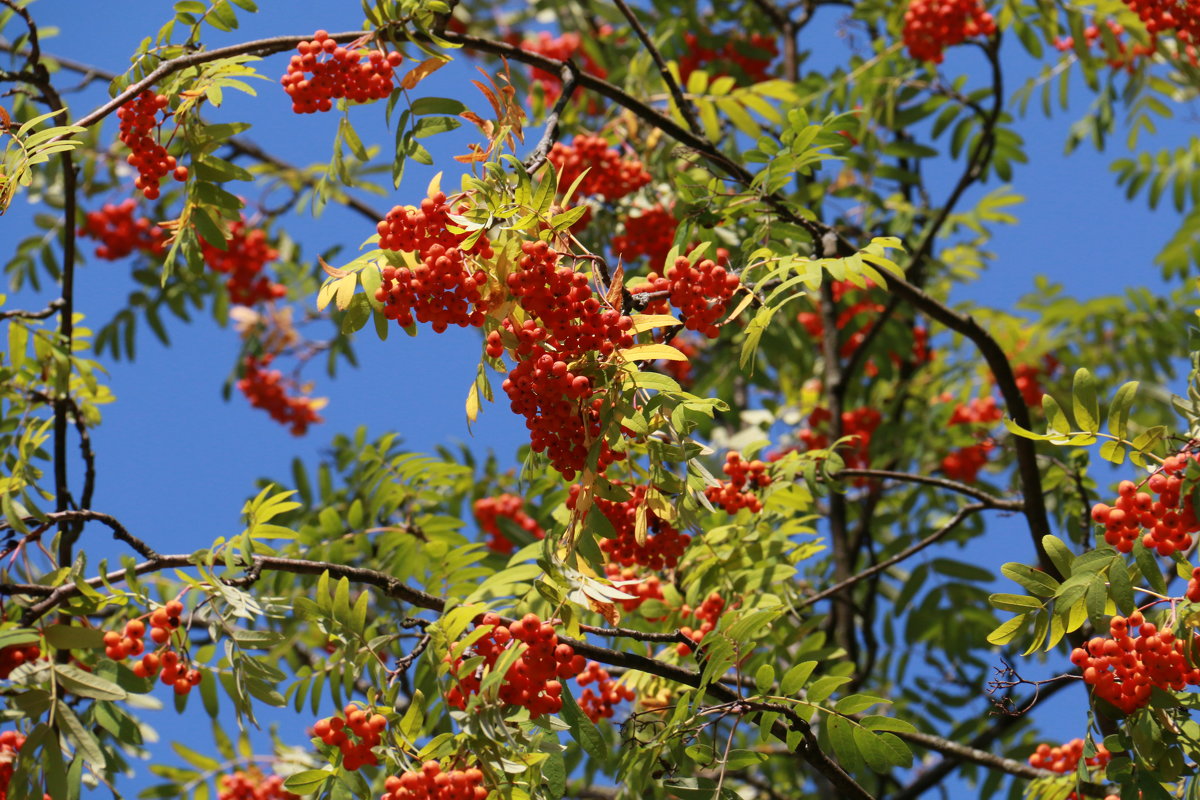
[609,0,703,138]
[523,60,579,174]
[798,504,985,609]
[832,468,1024,510]
[0,299,64,320]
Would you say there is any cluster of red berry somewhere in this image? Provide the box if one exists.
[940,441,995,484]
[473,494,546,554]
[237,355,324,436]
[313,703,387,771]
[0,643,40,679]
[218,770,299,800]
[902,0,997,63]
[116,92,187,200]
[79,199,167,260]
[1120,0,1200,63]
[382,761,487,800]
[1070,612,1200,714]
[281,31,402,114]
[491,240,636,477]
[665,256,740,338]
[678,32,778,84]
[1013,355,1059,407]
[201,221,287,307]
[1187,566,1200,602]
[1053,19,1153,68]
[705,451,772,513]
[611,205,678,267]
[1028,738,1112,774]
[444,613,586,718]
[1091,459,1200,556]
[569,484,692,571]
[0,731,49,800]
[104,602,202,694]
[677,592,727,656]
[947,395,1002,426]
[517,31,608,107]
[547,136,652,201]
[576,660,636,722]
[605,563,667,613]
[375,191,496,332]
[797,406,882,474]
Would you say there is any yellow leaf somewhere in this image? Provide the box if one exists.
[333,274,357,311]
[316,281,336,312]
[465,381,480,425]
[629,314,682,335]
[618,343,689,362]
[427,171,443,199]
[401,57,449,90]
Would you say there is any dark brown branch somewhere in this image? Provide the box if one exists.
[892,728,1113,797]
[4,545,875,798]
[609,0,703,138]
[0,510,158,560]
[832,469,1024,510]
[0,299,64,320]
[798,503,985,610]
[523,60,579,174]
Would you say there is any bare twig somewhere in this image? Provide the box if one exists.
[798,503,985,609]
[832,468,1024,510]
[523,60,579,174]
[609,0,703,137]
[0,299,64,321]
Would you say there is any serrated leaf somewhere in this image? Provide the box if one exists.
[1041,535,1074,579]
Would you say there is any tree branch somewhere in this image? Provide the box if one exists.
[832,469,1024,511]
[609,0,703,138]
[797,503,985,609]
[0,299,64,321]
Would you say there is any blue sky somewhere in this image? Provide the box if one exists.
[2,0,1197,795]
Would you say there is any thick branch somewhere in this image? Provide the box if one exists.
[0,510,158,560]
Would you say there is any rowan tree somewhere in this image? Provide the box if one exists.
[0,0,1199,799]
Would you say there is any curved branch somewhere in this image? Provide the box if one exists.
[797,503,985,610]
[609,0,702,137]
[0,299,64,321]
[832,468,1024,510]
[0,510,157,560]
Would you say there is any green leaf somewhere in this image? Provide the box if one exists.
[54,663,127,700]
[988,593,1043,612]
[754,664,775,695]
[780,660,817,695]
[1000,562,1061,596]
[559,687,607,764]
[1107,381,1139,438]
[1133,541,1168,595]
[986,613,1028,646]
[1043,394,1070,434]
[410,97,467,116]
[56,704,105,769]
[1041,535,1074,579]
[834,693,889,714]
[282,770,333,795]
[1072,367,1099,434]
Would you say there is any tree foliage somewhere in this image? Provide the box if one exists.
[1,0,1200,798]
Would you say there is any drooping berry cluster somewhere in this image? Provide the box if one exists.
[1053,19,1152,68]
[473,494,546,554]
[664,256,740,338]
[201,221,287,307]
[797,406,882,473]
[79,199,167,260]
[313,704,387,771]
[576,660,636,722]
[237,355,324,436]
[1014,355,1059,407]
[1028,738,1112,774]
[705,451,772,513]
[444,613,586,718]
[1091,459,1200,556]
[218,770,299,800]
[1116,0,1200,64]
[491,240,635,477]
[383,762,488,800]
[678,32,778,84]
[569,484,692,571]
[677,592,727,656]
[1187,566,1200,602]
[611,205,678,267]
[902,0,997,63]
[0,731,40,800]
[281,31,402,114]
[116,92,187,200]
[104,602,203,694]
[1070,612,1200,714]
[547,136,652,201]
[375,191,496,332]
[605,563,666,613]
[0,643,40,679]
